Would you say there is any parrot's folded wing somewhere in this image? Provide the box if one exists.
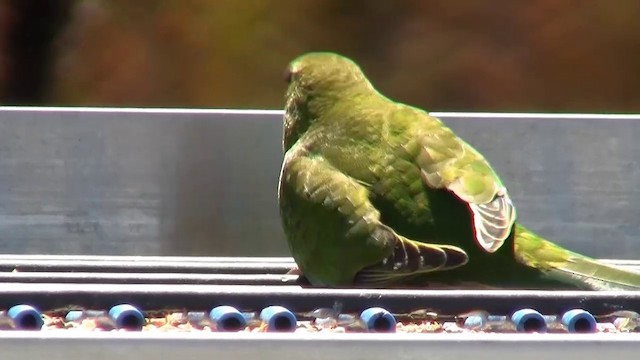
[415,112,517,253]
[469,194,516,253]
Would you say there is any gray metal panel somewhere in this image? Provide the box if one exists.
[0,108,639,258]
[0,332,638,360]
[0,108,285,256]
[441,113,640,259]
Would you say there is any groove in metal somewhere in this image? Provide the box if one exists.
[0,272,300,285]
[0,259,294,274]
[2,283,640,315]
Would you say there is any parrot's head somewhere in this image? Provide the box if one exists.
[284,52,370,96]
[282,52,373,151]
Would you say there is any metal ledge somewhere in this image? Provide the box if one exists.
[0,332,639,360]
[0,256,639,315]
[1,256,639,359]
[0,258,293,273]
[0,255,635,273]
[3,283,640,315]
[0,272,300,285]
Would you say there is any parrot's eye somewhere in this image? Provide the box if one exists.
[284,68,294,84]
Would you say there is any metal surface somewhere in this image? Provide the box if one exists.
[1,107,639,258]
[0,258,293,273]
[0,332,639,360]
[0,256,637,284]
[0,256,636,314]
[3,282,640,315]
[0,272,300,285]
[0,256,638,359]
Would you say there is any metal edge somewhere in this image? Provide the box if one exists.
[0,259,294,273]
[2,106,640,119]
[2,283,640,314]
[0,332,638,360]
[0,255,293,262]
[0,257,637,278]
[0,255,633,268]
[0,272,300,285]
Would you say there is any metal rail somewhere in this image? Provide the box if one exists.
[4,282,640,315]
[0,256,638,316]
[0,255,635,273]
[0,258,294,273]
[0,332,639,360]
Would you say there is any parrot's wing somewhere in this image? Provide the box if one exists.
[414,113,517,253]
[279,149,468,286]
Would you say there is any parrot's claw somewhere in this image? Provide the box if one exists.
[286,266,314,286]
[285,266,304,276]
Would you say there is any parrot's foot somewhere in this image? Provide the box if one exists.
[285,266,304,276]
[286,266,313,286]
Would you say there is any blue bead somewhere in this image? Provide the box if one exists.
[64,310,85,322]
[7,304,43,330]
[259,306,296,332]
[209,306,247,331]
[511,308,546,333]
[561,309,596,333]
[359,307,396,333]
[108,304,144,330]
[463,315,487,329]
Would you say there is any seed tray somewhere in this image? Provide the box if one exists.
[0,255,639,360]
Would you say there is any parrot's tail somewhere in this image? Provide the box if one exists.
[513,224,640,290]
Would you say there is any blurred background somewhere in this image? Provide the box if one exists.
[1,0,639,112]
[1,1,640,259]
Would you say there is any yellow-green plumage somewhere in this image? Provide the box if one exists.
[278,52,640,290]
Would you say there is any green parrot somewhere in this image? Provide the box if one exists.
[278,52,640,290]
